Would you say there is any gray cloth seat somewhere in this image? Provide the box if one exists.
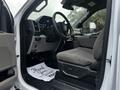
[57,47,96,66]
[57,30,104,78]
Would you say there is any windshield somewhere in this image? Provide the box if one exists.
[67,6,88,27]
[28,0,88,27]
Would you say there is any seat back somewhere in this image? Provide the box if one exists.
[93,30,104,60]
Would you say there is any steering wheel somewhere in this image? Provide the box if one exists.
[52,12,74,39]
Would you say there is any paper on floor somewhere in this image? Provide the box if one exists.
[27,62,59,82]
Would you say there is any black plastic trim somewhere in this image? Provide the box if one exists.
[0,68,15,82]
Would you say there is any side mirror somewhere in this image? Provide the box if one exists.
[89,22,96,33]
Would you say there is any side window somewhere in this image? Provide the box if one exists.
[0,0,14,33]
[82,9,106,34]
[5,0,28,17]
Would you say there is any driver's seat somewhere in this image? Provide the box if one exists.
[57,30,104,78]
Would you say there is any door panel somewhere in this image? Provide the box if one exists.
[0,33,16,72]
[0,0,17,89]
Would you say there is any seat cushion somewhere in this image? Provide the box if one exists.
[57,47,97,66]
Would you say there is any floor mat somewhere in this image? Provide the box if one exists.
[27,62,59,82]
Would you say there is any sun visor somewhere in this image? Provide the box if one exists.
[61,0,90,10]
[61,0,106,10]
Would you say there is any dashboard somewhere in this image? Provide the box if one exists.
[34,16,60,42]
[25,16,60,54]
